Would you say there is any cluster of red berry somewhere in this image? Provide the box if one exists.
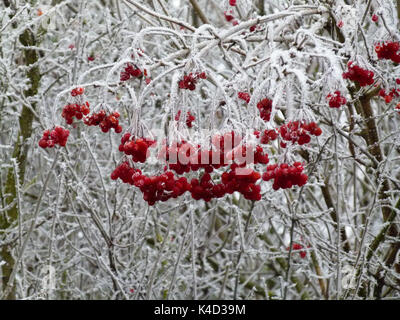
[110,161,142,184]
[327,91,347,108]
[62,102,90,124]
[111,129,277,204]
[249,145,270,165]
[84,110,122,133]
[112,158,306,205]
[71,87,84,96]
[62,88,90,125]
[228,132,268,163]
[160,132,268,175]
[118,133,156,163]
[279,121,322,147]
[111,162,190,205]
[38,126,70,148]
[165,142,219,174]
[40,88,86,149]
[342,62,374,87]
[175,110,196,128]
[372,14,379,22]
[111,124,315,204]
[375,41,400,64]
[63,89,123,133]
[229,0,236,6]
[120,63,142,82]
[257,98,273,121]
[379,87,400,104]
[161,141,199,174]
[262,162,308,190]
[190,165,261,202]
[41,87,124,150]
[238,92,251,104]
[225,144,270,166]
[135,172,190,205]
[259,129,278,144]
[191,172,224,201]
[178,72,206,90]
[287,243,307,259]
[221,165,262,200]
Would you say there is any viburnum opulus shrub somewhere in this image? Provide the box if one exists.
[1,0,400,300]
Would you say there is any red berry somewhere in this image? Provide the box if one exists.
[327,91,347,108]
[71,87,84,96]
[224,11,234,22]
[38,126,69,149]
[342,62,374,87]
[38,139,48,148]
[84,110,122,133]
[119,135,155,163]
[375,41,400,63]
[179,73,197,90]
[385,95,393,103]
[313,127,322,136]
[238,92,250,104]
[198,72,207,79]
[120,63,142,81]
[278,121,321,146]
[257,98,273,121]
[260,129,278,144]
[262,162,308,190]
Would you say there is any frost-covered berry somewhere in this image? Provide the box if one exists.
[120,63,142,82]
[342,62,374,87]
[375,41,400,63]
[262,162,308,190]
[238,92,250,103]
[84,110,122,133]
[62,102,90,125]
[257,98,273,121]
[178,72,206,90]
[278,121,322,147]
[39,126,69,149]
[327,91,347,108]
[224,11,234,22]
